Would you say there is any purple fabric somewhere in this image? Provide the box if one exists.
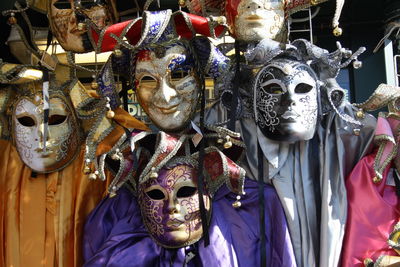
[83,179,296,267]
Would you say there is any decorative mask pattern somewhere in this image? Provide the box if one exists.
[135,43,200,132]
[226,0,286,42]
[49,0,115,53]
[138,161,210,248]
[12,91,80,173]
[254,59,318,142]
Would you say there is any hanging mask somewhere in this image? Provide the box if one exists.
[126,128,245,248]
[135,42,201,132]
[48,0,116,53]
[254,58,319,142]
[11,82,81,173]
[226,0,286,42]
[138,161,211,248]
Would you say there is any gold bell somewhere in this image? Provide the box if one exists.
[356,109,365,119]
[373,176,382,184]
[333,26,343,37]
[224,136,232,149]
[8,15,17,25]
[113,49,123,57]
[216,16,227,25]
[107,110,115,119]
[150,167,158,179]
[109,191,117,198]
[88,173,97,180]
[83,165,91,175]
[353,129,361,136]
[111,153,120,160]
[91,81,99,89]
[232,201,241,208]
[363,258,373,267]
[77,22,86,31]
[178,0,186,7]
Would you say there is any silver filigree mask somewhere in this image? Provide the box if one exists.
[138,162,210,248]
[254,59,318,142]
[135,43,200,132]
[12,90,80,173]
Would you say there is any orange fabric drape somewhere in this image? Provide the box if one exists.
[0,140,111,267]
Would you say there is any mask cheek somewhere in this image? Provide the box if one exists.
[298,94,318,129]
[140,195,165,237]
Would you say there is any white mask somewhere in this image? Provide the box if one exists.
[12,92,80,172]
[226,0,286,42]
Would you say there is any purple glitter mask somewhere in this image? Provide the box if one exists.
[138,161,211,248]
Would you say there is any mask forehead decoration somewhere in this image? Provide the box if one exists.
[254,59,319,142]
[48,0,117,53]
[112,126,246,248]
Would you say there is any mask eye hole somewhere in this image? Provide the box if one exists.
[176,186,197,198]
[295,83,313,94]
[49,114,67,125]
[263,83,284,94]
[138,75,158,91]
[146,189,166,200]
[170,69,192,87]
[53,0,72,9]
[17,116,36,127]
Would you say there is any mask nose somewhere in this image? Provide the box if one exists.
[37,123,51,150]
[167,196,181,214]
[280,92,296,109]
[154,80,178,106]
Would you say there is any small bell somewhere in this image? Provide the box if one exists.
[8,13,17,25]
[232,200,241,208]
[88,173,97,180]
[178,0,186,7]
[106,110,115,119]
[353,60,362,69]
[353,129,361,136]
[363,258,373,267]
[344,50,353,58]
[114,49,123,57]
[373,176,382,184]
[217,138,224,144]
[83,165,91,175]
[333,26,343,37]
[77,22,86,31]
[224,136,232,149]
[111,153,120,160]
[109,186,117,198]
[150,167,158,179]
[216,16,226,25]
[356,109,365,119]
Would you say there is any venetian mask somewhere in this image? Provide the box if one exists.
[138,162,210,248]
[254,59,318,142]
[12,90,80,173]
[135,43,200,132]
[226,0,286,42]
[49,0,115,53]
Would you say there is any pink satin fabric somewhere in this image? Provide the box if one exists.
[341,116,400,266]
